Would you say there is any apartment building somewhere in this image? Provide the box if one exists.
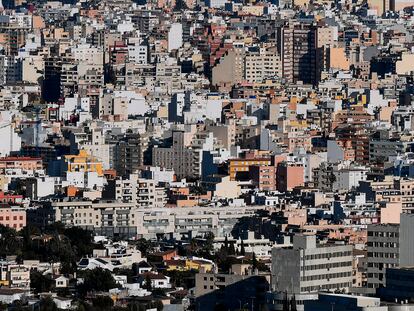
[244,47,281,83]
[152,130,212,180]
[249,165,277,191]
[195,269,269,311]
[0,157,42,173]
[366,214,414,291]
[28,200,272,239]
[0,262,30,289]
[229,157,272,181]
[0,204,26,231]
[366,223,399,291]
[360,178,414,213]
[276,162,304,192]
[28,199,137,237]
[369,134,414,164]
[64,150,103,176]
[112,132,149,177]
[212,48,245,87]
[103,174,167,209]
[277,22,320,85]
[269,235,353,310]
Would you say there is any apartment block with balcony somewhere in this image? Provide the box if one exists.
[269,235,353,311]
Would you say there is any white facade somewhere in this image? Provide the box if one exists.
[168,23,183,52]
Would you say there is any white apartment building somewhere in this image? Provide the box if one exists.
[108,174,167,209]
[28,200,273,239]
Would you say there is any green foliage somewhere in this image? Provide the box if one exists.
[134,238,154,256]
[173,0,188,11]
[91,296,114,311]
[184,233,215,259]
[143,274,152,291]
[30,271,54,294]
[0,223,94,273]
[64,227,94,257]
[164,269,196,289]
[240,239,245,256]
[0,224,22,259]
[39,297,58,311]
[252,252,257,270]
[78,268,117,297]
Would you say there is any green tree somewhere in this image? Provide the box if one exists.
[144,274,152,291]
[30,271,54,294]
[240,239,246,256]
[39,297,57,311]
[78,268,117,297]
[173,0,188,11]
[135,238,153,256]
[252,252,258,270]
[0,225,21,258]
[64,226,94,258]
[92,296,114,311]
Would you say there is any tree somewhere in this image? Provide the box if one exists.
[252,252,258,270]
[240,239,246,256]
[144,274,152,291]
[39,297,57,311]
[173,0,188,11]
[228,242,235,256]
[0,225,21,258]
[30,271,54,294]
[64,226,94,258]
[78,268,117,297]
[92,296,114,311]
[135,238,153,256]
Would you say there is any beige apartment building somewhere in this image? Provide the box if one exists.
[244,47,281,83]
[368,0,393,14]
[28,200,273,239]
[104,174,167,209]
[212,48,245,87]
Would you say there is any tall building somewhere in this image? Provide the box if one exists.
[268,235,353,311]
[244,47,281,83]
[152,130,214,180]
[277,23,320,85]
[112,132,150,177]
[366,214,414,291]
[103,175,167,209]
[212,48,245,87]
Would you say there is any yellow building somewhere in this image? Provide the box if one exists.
[229,158,272,181]
[64,150,103,176]
[165,259,214,272]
